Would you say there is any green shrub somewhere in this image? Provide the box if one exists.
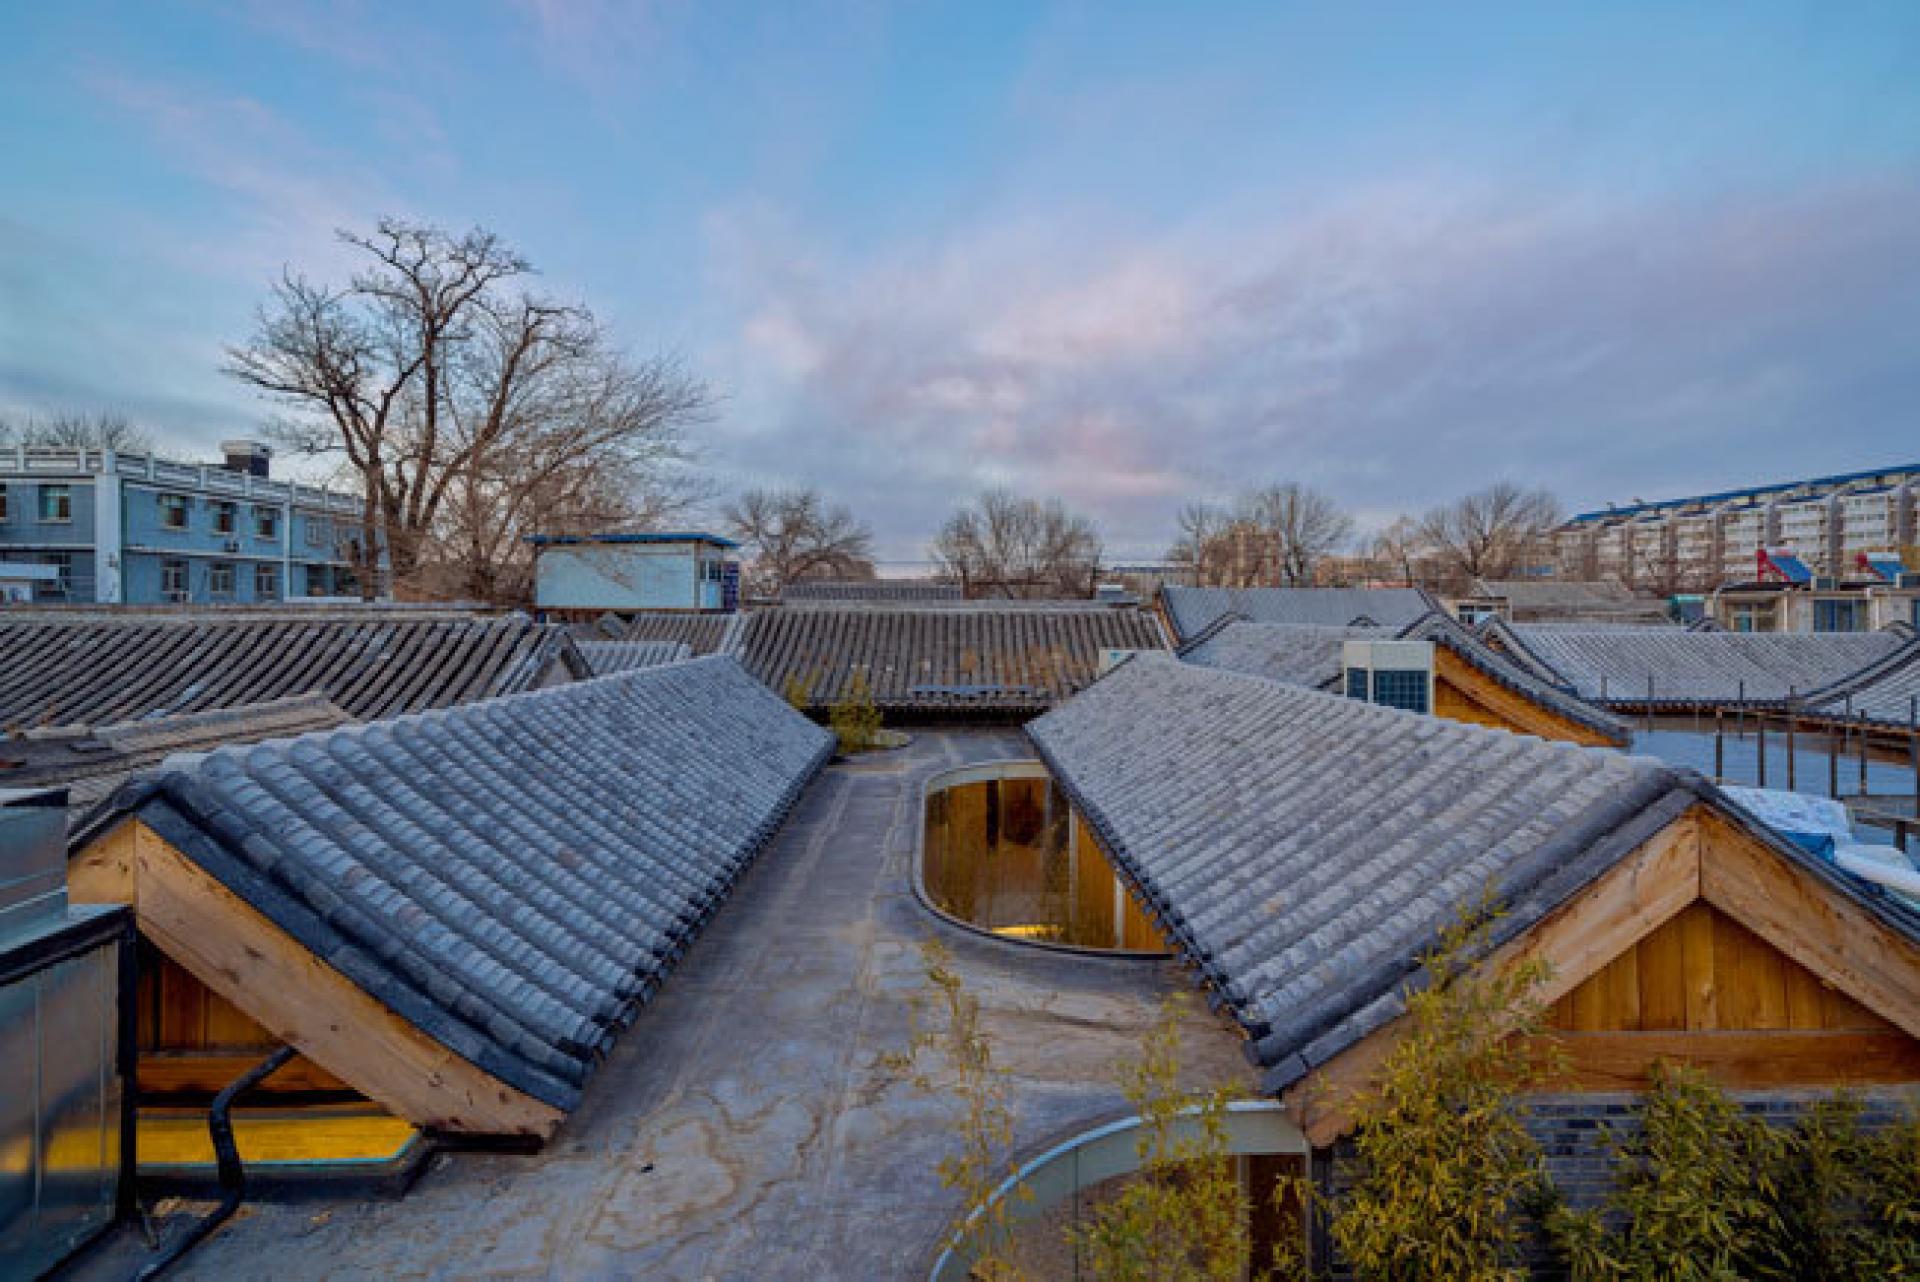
[829,668,882,754]
[1073,1001,1254,1282]
[1304,894,1557,1282]
[780,672,813,711]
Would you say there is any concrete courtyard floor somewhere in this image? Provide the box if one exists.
[74,728,1252,1281]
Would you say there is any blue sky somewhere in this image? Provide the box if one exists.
[2,2,1917,562]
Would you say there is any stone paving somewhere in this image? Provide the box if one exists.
[75,729,1250,1281]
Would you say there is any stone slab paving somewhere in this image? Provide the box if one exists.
[71,729,1251,1281]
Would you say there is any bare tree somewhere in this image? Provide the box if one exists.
[930,489,1103,599]
[1164,483,1352,587]
[0,411,153,453]
[225,217,707,601]
[1367,516,1428,587]
[1415,483,1563,591]
[723,487,874,595]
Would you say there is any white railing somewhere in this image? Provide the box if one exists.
[3,446,362,515]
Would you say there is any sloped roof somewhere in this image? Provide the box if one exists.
[1026,655,1913,1094]
[1180,612,1629,744]
[1472,579,1672,624]
[1,694,353,817]
[574,639,693,677]
[1483,622,1919,707]
[621,611,743,656]
[1804,625,1920,727]
[780,580,963,603]
[1180,617,1389,688]
[733,604,1168,714]
[0,613,583,726]
[104,658,833,1113]
[1159,586,1437,641]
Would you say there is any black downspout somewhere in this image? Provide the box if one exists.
[133,1044,298,1280]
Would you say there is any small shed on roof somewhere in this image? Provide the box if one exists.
[1157,586,1438,643]
[730,603,1169,717]
[0,611,584,727]
[1028,656,1920,1143]
[70,658,833,1139]
[1482,620,1920,709]
[1180,611,1628,746]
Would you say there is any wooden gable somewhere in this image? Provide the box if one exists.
[1432,647,1619,747]
[1284,804,1920,1144]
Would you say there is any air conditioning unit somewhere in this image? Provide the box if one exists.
[1342,639,1436,715]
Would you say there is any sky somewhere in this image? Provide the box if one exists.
[2,2,1918,564]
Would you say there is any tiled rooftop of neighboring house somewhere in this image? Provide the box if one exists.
[731,603,1168,715]
[1803,624,1920,727]
[1025,655,1916,1094]
[1180,611,1629,743]
[1158,586,1438,642]
[1483,621,1920,707]
[620,611,744,656]
[0,612,583,726]
[780,579,964,602]
[0,693,353,819]
[1471,578,1674,625]
[98,657,834,1114]
[574,639,694,677]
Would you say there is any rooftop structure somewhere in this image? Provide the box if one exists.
[72,658,834,1138]
[0,443,382,604]
[529,532,739,614]
[1157,586,1439,643]
[1181,611,1628,746]
[0,611,583,726]
[1027,655,1920,1140]
[1483,620,1920,709]
[730,603,1169,716]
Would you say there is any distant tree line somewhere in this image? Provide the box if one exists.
[0,411,153,453]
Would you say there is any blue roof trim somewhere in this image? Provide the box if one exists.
[1567,463,1920,524]
[526,531,740,549]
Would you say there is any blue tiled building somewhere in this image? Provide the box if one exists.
[0,441,381,604]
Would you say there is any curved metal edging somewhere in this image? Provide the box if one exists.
[924,1100,1308,1281]
[911,758,1171,961]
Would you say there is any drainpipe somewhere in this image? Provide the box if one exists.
[134,1044,298,1280]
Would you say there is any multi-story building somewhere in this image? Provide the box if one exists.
[1556,463,1920,590]
[0,441,380,604]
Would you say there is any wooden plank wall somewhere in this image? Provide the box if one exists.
[1433,650,1612,746]
[1542,902,1920,1091]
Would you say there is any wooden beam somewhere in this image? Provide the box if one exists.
[138,1052,352,1097]
[1287,809,1704,1145]
[1540,1030,1920,1092]
[71,821,563,1139]
[70,817,139,905]
[1700,810,1920,1041]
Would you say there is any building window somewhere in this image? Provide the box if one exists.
[36,553,72,601]
[1345,669,1369,701]
[1370,669,1430,714]
[305,516,331,548]
[38,484,71,523]
[161,558,189,602]
[212,501,236,535]
[209,561,236,599]
[255,564,279,601]
[159,493,190,530]
[0,487,8,522]
[254,506,278,539]
[1813,599,1864,633]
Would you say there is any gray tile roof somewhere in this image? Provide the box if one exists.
[731,604,1169,715]
[1180,618,1390,688]
[0,613,584,727]
[2,694,354,817]
[1803,625,1920,727]
[1159,586,1438,641]
[574,639,694,677]
[780,580,964,602]
[1484,621,1920,708]
[1181,613,1628,744]
[620,611,742,656]
[1471,579,1673,625]
[1028,657,1919,1094]
[102,657,833,1113]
